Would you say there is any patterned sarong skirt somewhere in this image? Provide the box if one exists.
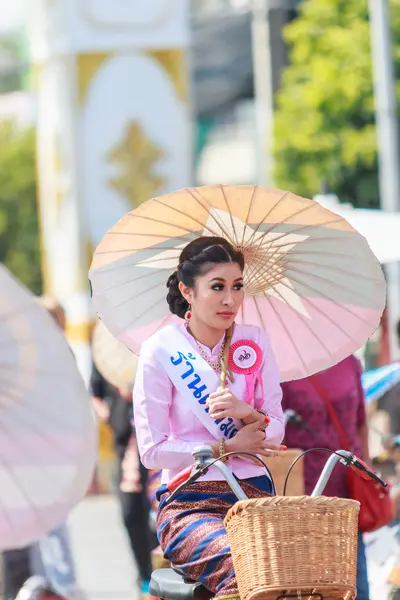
[156,476,273,600]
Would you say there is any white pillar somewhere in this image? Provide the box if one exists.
[252,0,275,187]
[369,0,400,360]
[28,1,192,381]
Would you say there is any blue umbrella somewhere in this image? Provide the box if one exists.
[362,363,400,406]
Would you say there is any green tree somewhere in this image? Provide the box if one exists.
[274,0,400,208]
[0,121,42,293]
[0,34,24,93]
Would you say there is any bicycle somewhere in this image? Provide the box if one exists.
[10,576,68,600]
[150,445,387,600]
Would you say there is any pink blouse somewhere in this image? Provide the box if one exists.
[133,323,284,484]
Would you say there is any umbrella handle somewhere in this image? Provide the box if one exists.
[219,325,234,388]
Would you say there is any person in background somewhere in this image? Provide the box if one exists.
[374,319,400,437]
[281,355,371,600]
[90,365,158,599]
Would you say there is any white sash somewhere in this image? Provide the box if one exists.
[154,325,242,441]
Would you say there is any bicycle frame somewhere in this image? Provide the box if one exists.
[152,446,388,600]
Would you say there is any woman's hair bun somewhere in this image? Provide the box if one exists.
[166,270,188,318]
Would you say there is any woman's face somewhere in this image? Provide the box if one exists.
[181,262,244,331]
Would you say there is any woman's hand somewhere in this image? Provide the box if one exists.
[226,421,287,458]
[207,388,254,421]
[207,388,269,429]
[117,386,133,402]
[91,397,110,422]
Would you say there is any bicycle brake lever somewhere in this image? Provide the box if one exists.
[164,464,209,505]
[350,456,388,488]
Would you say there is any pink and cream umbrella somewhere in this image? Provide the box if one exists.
[89,185,386,381]
[92,319,138,391]
[0,265,97,550]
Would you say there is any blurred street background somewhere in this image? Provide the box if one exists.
[2,1,400,599]
[68,495,137,600]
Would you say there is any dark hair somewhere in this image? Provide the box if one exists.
[166,237,245,318]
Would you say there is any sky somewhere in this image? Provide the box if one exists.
[0,0,26,33]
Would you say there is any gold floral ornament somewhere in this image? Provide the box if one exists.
[106,121,167,208]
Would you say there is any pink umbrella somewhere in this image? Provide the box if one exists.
[0,266,97,550]
[89,185,386,381]
[91,319,138,391]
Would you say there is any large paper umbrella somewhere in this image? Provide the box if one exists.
[89,185,386,381]
[91,319,138,391]
[0,265,97,550]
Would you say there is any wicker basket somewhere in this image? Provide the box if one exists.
[224,496,360,600]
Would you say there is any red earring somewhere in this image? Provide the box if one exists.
[184,304,191,321]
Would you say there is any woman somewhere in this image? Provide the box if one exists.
[281,356,371,600]
[133,237,286,600]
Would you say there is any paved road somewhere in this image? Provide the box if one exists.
[68,495,139,600]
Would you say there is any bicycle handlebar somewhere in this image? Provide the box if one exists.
[164,445,388,504]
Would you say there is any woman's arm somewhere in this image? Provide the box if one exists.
[133,340,212,470]
[90,364,111,421]
[256,328,285,444]
[241,406,267,427]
